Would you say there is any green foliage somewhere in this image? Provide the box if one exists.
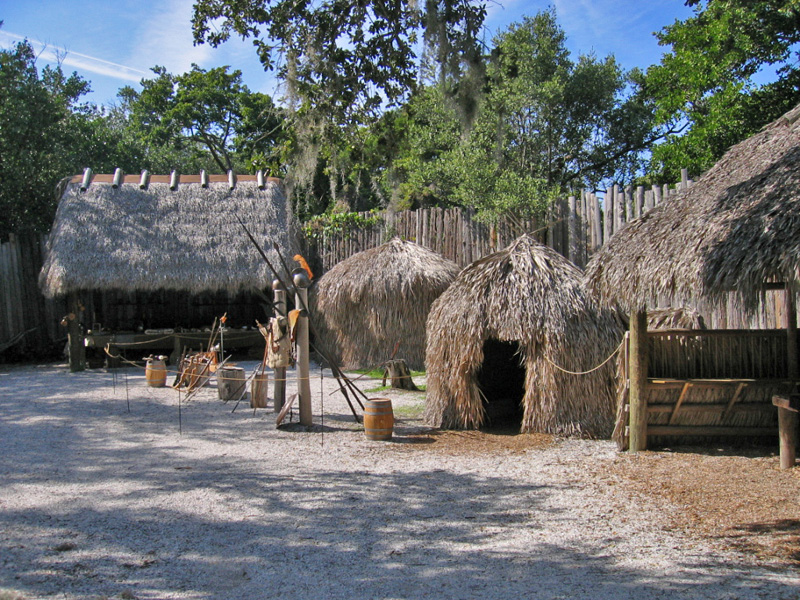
[387,9,655,223]
[192,0,486,123]
[301,209,383,241]
[0,39,101,234]
[191,0,487,215]
[644,0,800,180]
[120,65,286,174]
[484,10,654,191]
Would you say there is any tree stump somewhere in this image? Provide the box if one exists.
[218,366,246,401]
[382,359,419,391]
[251,371,269,408]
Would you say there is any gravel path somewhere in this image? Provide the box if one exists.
[0,362,796,599]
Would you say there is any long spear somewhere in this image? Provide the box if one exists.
[270,242,367,409]
[235,216,364,421]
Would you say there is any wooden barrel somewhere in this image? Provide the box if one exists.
[145,357,167,388]
[364,398,394,441]
[218,366,246,401]
[250,371,269,408]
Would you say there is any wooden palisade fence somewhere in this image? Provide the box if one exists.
[307,171,694,273]
[0,234,66,356]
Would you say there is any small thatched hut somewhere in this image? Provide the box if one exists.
[424,235,624,437]
[311,238,460,370]
[585,103,800,465]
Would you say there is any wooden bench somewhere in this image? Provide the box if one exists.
[640,378,796,438]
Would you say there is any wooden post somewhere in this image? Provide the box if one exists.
[614,184,624,234]
[272,279,287,413]
[568,195,578,265]
[624,186,634,225]
[593,193,602,250]
[635,186,644,219]
[603,187,613,243]
[629,309,648,452]
[294,269,313,426]
[67,293,85,372]
[652,185,662,208]
[780,285,798,469]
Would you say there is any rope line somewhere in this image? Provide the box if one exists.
[102,346,399,383]
[542,337,626,376]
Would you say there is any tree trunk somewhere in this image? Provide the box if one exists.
[382,359,418,391]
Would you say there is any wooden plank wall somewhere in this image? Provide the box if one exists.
[0,234,66,354]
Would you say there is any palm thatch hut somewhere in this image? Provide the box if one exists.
[310,238,459,371]
[585,103,800,465]
[424,235,624,437]
[40,171,298,369]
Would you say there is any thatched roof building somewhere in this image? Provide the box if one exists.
[311,238,459,370]
[40,172,297,297]
[584,104,800,462]
[424,235,624,437]
[585,104,800,312]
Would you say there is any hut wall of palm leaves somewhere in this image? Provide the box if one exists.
[309,238,460,371]
[424,235,625,438]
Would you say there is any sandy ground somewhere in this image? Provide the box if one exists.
[0,361,798,600]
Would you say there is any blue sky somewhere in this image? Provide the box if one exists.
[1,0,694,108]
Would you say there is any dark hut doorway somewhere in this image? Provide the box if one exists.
[477,339,526,430]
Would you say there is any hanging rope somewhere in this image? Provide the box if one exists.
[542,336,626,376]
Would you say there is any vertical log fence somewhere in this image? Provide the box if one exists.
[307,179,693,273]
[0,234,66,357]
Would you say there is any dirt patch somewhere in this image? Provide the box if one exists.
[392,428,556,455]
[603,447,800,566]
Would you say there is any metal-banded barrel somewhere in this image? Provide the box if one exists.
[364,398,394,441]
[145,357,167,387]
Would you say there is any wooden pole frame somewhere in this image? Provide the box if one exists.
[629,308,648,452]
[780,285,798,469]
[272,279,287,413]
[294,270,313,426]
[67,292,85,372]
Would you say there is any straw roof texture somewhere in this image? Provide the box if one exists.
[40,177,296,297]
[424,235,624,437]
[310,238,460,370]
[646,307,707,331]
[585,103,800,313]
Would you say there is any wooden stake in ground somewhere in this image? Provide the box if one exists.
[779,285,798,469]
[294,269,313,426]
[65,293,85,372]
[629,309,648,453]
[272,278,287,412]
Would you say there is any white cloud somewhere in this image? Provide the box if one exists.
[127,0,214,74]
[0,30,147,83]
